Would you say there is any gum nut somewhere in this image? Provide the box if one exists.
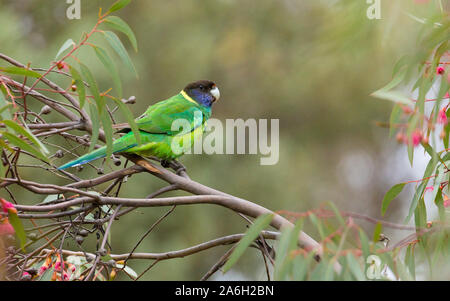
[55,150,64,158]
[40,105,52,115]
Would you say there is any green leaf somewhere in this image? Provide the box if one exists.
[371,89,414,105]
[115,263,138,279]
[39,267,54,281]
[372,222,382,243]
[414,198,427,230]
[8,210,27,251]
[309,213,325,239]
[381,183,406,216]
[405,244,416,280]
[358,229,370,260]
[42,194,60,204]
[389,104,403,138]
[80,62,104,113]
[405,180,427,223]
[1,131,49,162]
[380,67,407,92]
[2,119,49,154]
[103,16,138,52]
[0,91,12,120]
[274,219,303,280]
[107,0,131,13]
[88,102,101,153]
[222,213,273,273]
[69,66,86,109]
[346,253,365,281]
[406,114,419,166]
[434,188,446,221]
[100,106,113,160]
[0,66,42,78]
[55,38,75,60]
[293,251,315,281]
[109,97,141,145]
[92,45,122,98]
[103,31,137,77]
[326,201,345,226]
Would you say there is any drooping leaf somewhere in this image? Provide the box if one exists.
[55,38,75,60]
[100,106,113,160]
[309,213,325,239]
[326,201,345,226]
[274,219,303,280]
[414,198,427,230]
[92,45,122,98]
[1,131,48,162]
[434,188,446,221]
[2,119,49,154]
[88,102,101,153]
[107,0,131,13]
[405,244,416,280]
[8,211,27,251]
[292,253,309,281]
[80,63,104,113]
[405,180,427,223]
[103,16,137,52]
[381,183,406,216]
[346,253,365,281]
[406,114,419,165]
[69,66,86,109]
[0,91,12,120]
[102,31,137,77]
[222,213,273,273]
[358,228,370,259]
[372,222,382,243]
[389,104,403,138]
[0,66,42,78]
[371,90,414,105]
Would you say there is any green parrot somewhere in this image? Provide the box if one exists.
[58,80,220,170]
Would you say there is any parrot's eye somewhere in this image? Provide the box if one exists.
[199,85,204,90]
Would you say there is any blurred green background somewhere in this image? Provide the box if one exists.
[0,0,440,280]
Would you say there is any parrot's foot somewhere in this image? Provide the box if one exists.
[161,159,187,176]
[160,159,170,168]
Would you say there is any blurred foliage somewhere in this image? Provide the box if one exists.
[1,0,449,280]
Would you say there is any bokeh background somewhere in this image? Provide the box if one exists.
[0,0,445,280]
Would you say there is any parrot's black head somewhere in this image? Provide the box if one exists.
[183,80,220,108]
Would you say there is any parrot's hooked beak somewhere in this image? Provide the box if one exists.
[210,86,220,102]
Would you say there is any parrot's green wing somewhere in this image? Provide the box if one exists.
[134,93,210,135]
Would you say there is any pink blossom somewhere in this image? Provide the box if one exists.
[39,265,48,275]
[54,261,61,271]
[0,198,16,214]
[412,130,422,146]
[444,200,450,207]
[0,222,14,236]
[68,264,76,273]
[62,272,69,281]
[445,92,450,99]
[438,109,448,125]
[436,66,445,75]
[425,186,434,193]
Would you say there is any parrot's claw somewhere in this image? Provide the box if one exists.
[160,159,187,176]
[160,159,171,168]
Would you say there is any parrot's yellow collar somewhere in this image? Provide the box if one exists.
[181,90,197,104]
